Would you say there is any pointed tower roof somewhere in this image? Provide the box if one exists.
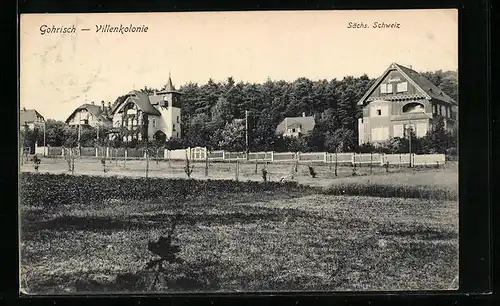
[158,72,181,94]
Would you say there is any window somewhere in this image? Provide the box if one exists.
[433,104,437,114]
[152,118,156,127]
[380,84,387,93]
[441,105,446,116]
[416,123,428,137]
[173,124,176,131]
[371,104,388,117]
[371,127,389,141]
[397,82,408,92]
[393,124,403,137]
[386,83,393,93]
[292,128,296,133]
[176,116,179,123]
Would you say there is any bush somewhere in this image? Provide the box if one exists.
[19,173,307,207]
[322,183,456,201]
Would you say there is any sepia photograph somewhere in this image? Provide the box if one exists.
[19,9,459,294]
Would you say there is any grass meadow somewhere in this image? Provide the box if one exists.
[19,160,459,294]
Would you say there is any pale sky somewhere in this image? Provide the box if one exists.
[20,9,458,121]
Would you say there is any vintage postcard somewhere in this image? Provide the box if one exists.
[19,9,459,294]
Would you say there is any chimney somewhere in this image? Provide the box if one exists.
[302,112,306,117]
[91,101,95,105]
[101,100,105,111]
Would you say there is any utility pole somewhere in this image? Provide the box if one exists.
[245,110,249,161]
[43,120,46,157]
[408,116,412,168]
[78,121,82,157]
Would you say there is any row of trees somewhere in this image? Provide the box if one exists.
[21,70,458,154]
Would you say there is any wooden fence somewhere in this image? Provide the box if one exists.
[34,143,447,166]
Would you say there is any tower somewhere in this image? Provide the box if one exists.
[155,73,182,139]
[157,73,181,108]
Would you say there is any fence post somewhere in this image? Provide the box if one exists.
[335,151,338,177]
[124,149,127,168]
[370,152,373,174]
[235,159,239,181]
[351,152,355,167]
[222,150,226,161]
[323,152,327,164]
[205,150,209,177]
[95,147,99,157]
[106,147,110,159]
[255,156,258,174]
[270,151,274,162]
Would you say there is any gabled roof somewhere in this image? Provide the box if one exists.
[357,63,457,106]
[65,103,111,124]
[148,95,164,105]
[112,90,161,116]
[275,116,316,135]
[20,109,44,125]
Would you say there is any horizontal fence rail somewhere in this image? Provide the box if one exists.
[32,143,448,166]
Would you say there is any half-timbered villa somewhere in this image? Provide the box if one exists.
[108,76,182,143]
[65,101,113,128]
[357,63,457,145]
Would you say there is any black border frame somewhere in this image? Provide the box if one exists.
[5,0,493,304]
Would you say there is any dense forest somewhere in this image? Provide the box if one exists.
[22,70,458,155]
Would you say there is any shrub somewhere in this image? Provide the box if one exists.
[322,183,456,201]
[19,173,306,208]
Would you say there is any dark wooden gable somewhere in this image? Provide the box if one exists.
[367,69,420,101]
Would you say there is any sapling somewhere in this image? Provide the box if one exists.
[184,154,194,178]
[308,165,316,178]
[101,158,107,173]
[33,155,41,172]
[261,168,268,182]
